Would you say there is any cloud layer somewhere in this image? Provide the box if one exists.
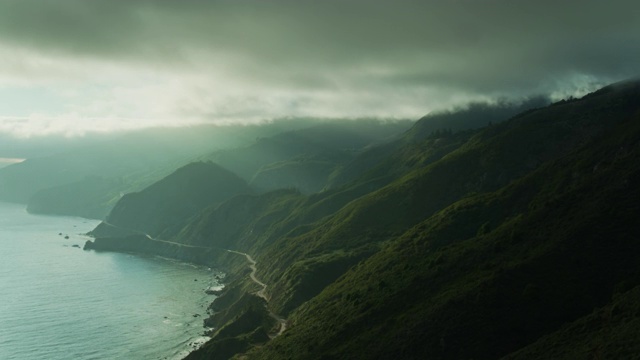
[0,0,638,136]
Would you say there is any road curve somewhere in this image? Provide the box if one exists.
[226,250,288,337]
[94,221,287,336]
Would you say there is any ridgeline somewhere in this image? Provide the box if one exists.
[80,79,640,359]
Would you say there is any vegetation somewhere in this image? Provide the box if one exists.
[186,293,275,360]
[249,98,640,358]
[97,161,252,239]
[82,80,640,359]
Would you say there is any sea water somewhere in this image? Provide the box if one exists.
[0,202,220,360]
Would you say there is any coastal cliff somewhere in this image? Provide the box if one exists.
[84,235,224,267]
[84,81,640,360]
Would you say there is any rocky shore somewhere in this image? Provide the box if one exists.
[83,235,224,266]
[84,235,277,360]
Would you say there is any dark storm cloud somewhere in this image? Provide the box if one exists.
[0,0,638,129]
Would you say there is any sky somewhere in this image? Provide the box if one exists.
[0,0,638,138]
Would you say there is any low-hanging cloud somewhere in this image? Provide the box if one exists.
[0,0,637,137]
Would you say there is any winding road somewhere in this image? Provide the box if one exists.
[94,221,288,337]
[226,250,288,337]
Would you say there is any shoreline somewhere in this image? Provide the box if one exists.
[84,234,285,359]
[83,234,226,268]
[82,245,225,360]
[0,205,215,360]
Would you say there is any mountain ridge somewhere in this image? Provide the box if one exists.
[83,79,640,359]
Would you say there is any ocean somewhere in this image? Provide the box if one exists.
[0,202,221,360]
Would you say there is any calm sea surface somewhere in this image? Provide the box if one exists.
[0,202,221,360]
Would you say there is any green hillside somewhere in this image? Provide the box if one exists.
[327,97,548,189]
[238,80,640,317]
[85,80,640,360]
[93,161,252,239]
[248,93,640,358]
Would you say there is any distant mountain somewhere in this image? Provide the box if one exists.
[27,176,126,219]
[0,119,410,219]
[206,119,413,193]
[85,80,640,360]
[0,124,262,204]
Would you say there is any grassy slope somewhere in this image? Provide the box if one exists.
[172,82,640,335]
[101,161,252,238]
[245,83,640,359]
[327,97,548,189]
[88,81,640,359]
[504,285,640,359]
[241,81,640,317]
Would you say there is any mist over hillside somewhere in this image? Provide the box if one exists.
[80,79,640,359]
[0,118,412,218]
[1,1,638,359]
